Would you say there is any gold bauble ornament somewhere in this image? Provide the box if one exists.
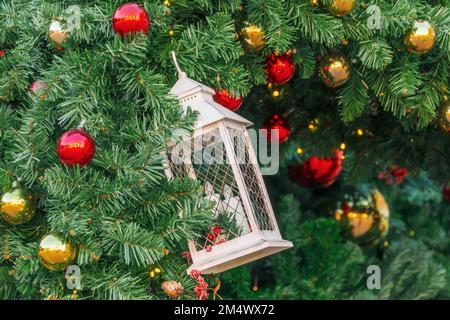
[318,52,351,88]
[38,234,77,271]
[403,20,436,54]
[439,99,450,132]
[162,280,184,299]
[238,22,266,52]
[326,0,356,17]
[0,187,36,225]
[48,20,69,50]
[335,190,390,246]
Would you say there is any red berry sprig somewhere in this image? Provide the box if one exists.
[190,270,209,300]
[204,226,225,252]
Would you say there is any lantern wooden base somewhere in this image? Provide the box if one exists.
[187,232,293,274]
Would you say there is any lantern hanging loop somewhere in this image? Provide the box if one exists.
[171,51,187,79]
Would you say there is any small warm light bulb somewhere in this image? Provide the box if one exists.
[340,143,346,150]
[357,129,364,136]
[296,147,303,154]
[252,285,259,292]
[168,29,174,36]
[164,0,171,6]
[272,90,280,97]
[150,271,155,278]
[154,267,161,273]
[383,241,389,247]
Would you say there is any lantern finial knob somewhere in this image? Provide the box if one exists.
[171,51,187,79]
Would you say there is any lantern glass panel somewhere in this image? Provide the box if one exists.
[228,127,275,231]
[167,127,253,251]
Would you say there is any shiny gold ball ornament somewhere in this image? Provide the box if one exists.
[439,99,450,132]
[335,190,390,246]
[162,280,184,299]
[0,187,36,225]
[38,234,77,271]
[403,20,436,54]
[318,52,351,88]
[48,20,70,50]
[238,22,266,52]
[325,0,356,17]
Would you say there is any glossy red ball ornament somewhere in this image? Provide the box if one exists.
[443,186,450,202]
[265,52,295,85]
[213,88,243,112]
[112,3,150,37]
[57,129,96,167]
[261,114,291,144]
[289,150,343,189]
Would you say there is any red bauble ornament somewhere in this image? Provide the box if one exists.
[265,52,295,85]
[112,3,150,37]
[261,114,291,144]
[0,50,6,57]
[213,88,243,112]
[289,150,343,189]
[57,129,96,167]
[443,186,450,202]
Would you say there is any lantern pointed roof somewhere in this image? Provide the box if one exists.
[169,52,252,129]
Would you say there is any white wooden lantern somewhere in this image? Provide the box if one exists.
[166,52,293,274]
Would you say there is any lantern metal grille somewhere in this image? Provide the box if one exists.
[165,54,293,274]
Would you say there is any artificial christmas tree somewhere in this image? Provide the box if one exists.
[1,0,450,301]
